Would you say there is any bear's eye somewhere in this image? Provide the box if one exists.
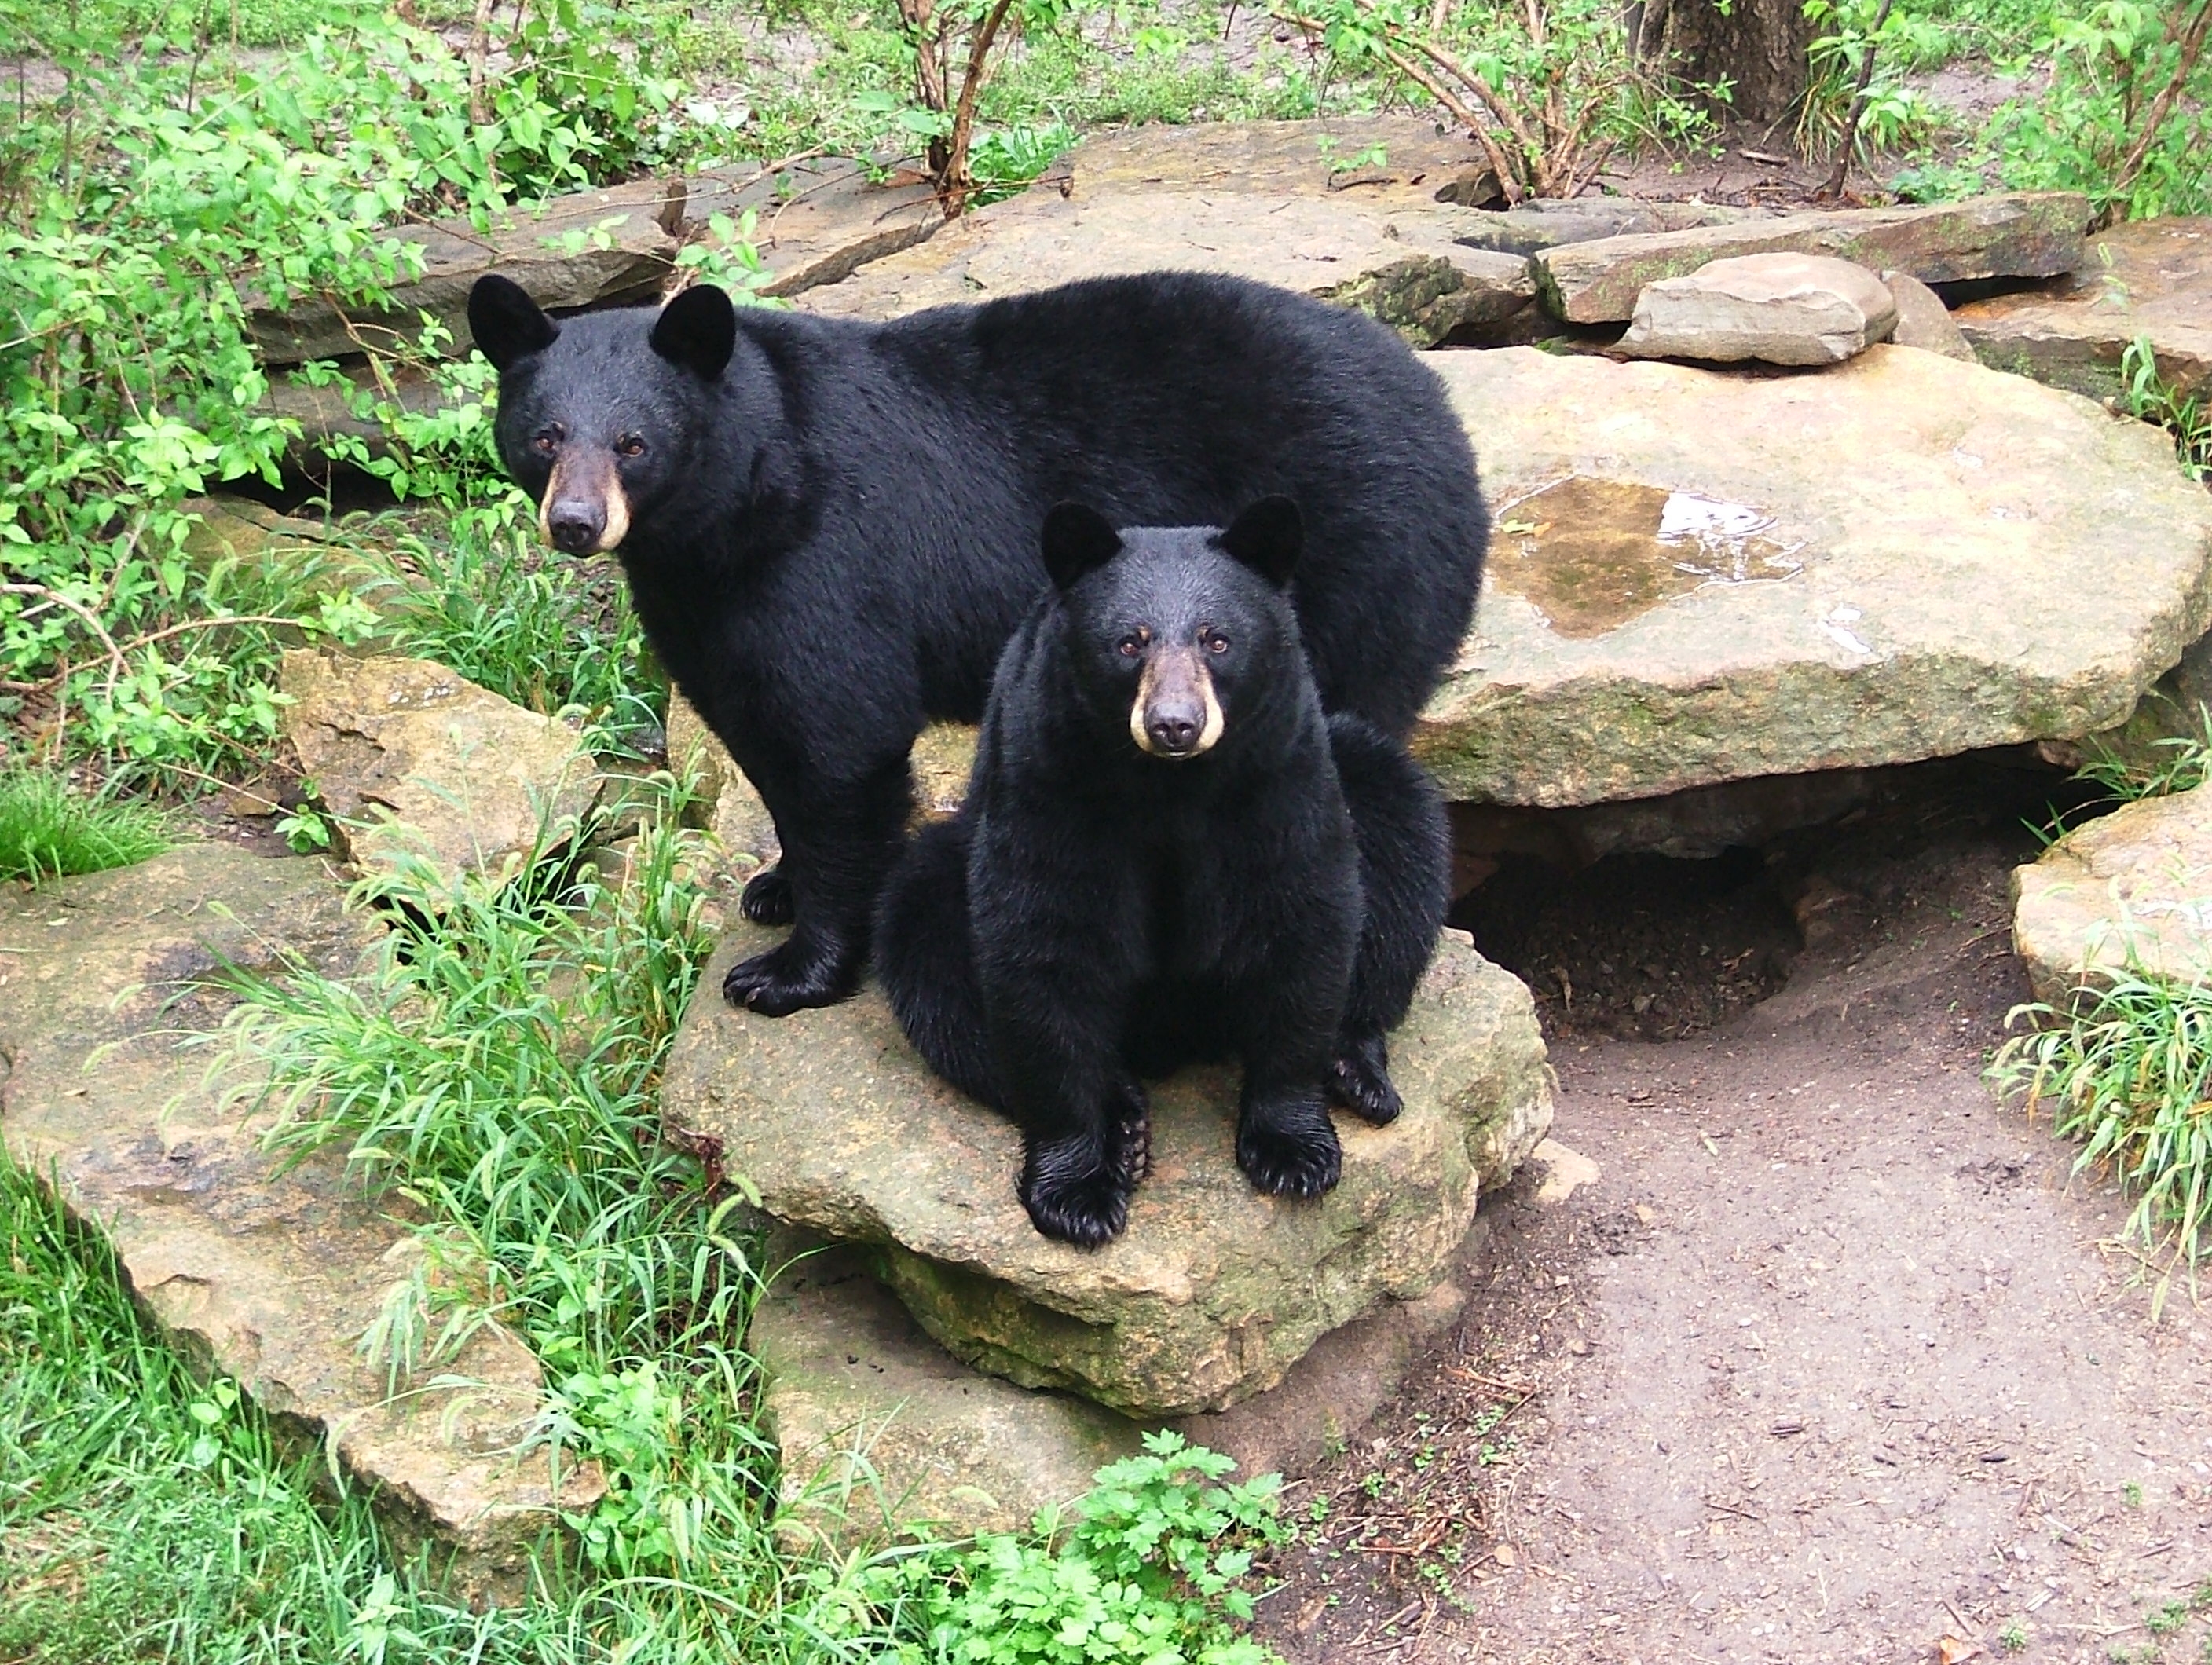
[1117,628,1149,658]
[531,427,561,455]
[1203,629,1230,654]
[616,434,647,459]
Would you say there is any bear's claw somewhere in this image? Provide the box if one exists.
[722,939,854,1016]
[739,865,795,926]
[1327,1030,1404,1126]
[1236,1097,1343,1198]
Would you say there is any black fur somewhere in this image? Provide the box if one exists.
[873,507,1450,1248]
[472,270,1486,1016]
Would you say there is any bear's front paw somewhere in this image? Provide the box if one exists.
[1327,1030,1403,1126]
[722,939,855,1016]
[1236,1093,1343,1198]
[740,865,795,926]
[1021,1134,1133,1249]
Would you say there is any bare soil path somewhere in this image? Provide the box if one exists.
[1265,764,2212,1664]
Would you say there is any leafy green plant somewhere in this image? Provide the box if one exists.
[2121,334,2212,481]
[1802,0,1954,171]
[0,767,170,881]
[1990,971,2212,1297]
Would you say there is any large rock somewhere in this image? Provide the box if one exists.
[0,847,600,1598]
[661,924,1551,1417]
[1881,269,1976,361]
[1535,192,2090,324]
[280,650,600,887]
[2011,784,2212,1006]
[1616,252,1899,365]
[250,159,938,366]
[1956,216,2212,401]
[1452,197,1769,257]
[800,188,1538,347]
[1414,345,2212,807]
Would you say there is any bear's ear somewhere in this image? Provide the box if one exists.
[1042,503,1123,591]
[1218,496,1302,588]
[469,274,559,370]
[651,284,738,381]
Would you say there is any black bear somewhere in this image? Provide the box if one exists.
[468,269,1484,1017]
[873,500,1450,1248]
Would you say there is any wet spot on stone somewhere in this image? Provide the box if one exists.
[1486,476,1804,638]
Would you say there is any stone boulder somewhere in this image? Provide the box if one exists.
[661,924,1551,1417]
[799,188,1538,347]
[280,650,600,887]
[1068,115,1497,210]
[1534,192,2089,324]
[1881,269,1976,361]
[1452,197,1769,258]
[1957,216,2212,401]
[0,846,600,1598]
[2011,785,2212,1006]
[249,159,939,367]
[1616,253,1899,365]
[1414,345,2212,807]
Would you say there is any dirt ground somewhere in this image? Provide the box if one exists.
[1262,762,2212,1665]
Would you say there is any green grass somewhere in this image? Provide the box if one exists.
[1990,972,2212,1300]
[0,770,170,884]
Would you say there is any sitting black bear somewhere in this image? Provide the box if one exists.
[874,499,1450,1248]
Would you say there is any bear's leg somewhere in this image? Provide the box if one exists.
[1324,715,1451,1125]
[873,817,1001,1107]
[723,750,914,1016]
[1223,920,1357,1202]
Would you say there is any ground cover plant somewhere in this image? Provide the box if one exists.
[0,766,170,881]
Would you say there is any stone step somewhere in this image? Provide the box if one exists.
[1533,192,2090,324]
[1415,343,2212,807]
[659,924,1552,1418]
[1956,216,2212,402]
[0,847,600,1601]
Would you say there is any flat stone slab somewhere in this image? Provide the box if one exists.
[0,846,600,1598]
[1957,216,2212,401]
[662,924,1551,1417]
[1415,345,2212,807]
[1617,252,1899,366]
[281,650,600,887]
[1535,192,2089,324]
[800,188,1537,347]
[1450,198,1768,258]
[250,159,938,366]
[2011,784,2212,1006]
[756,1228,1474,1542]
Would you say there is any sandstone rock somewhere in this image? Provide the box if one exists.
[0,846,600,1598]
[1451,198,1768,258]
[1956,216,2212,401]
[1881,269,1975,361]
[1535,192,2089,324]
[1070,115,1494,210]
[662,926,1551,1417]
[2012,783,2212,1006]
[756,1226,1478,1542]
[249,159,938,367]
[800,188,1538,347]
[280,650,600,887]
[1415,346,2212,807]
[1616,253,1899,366]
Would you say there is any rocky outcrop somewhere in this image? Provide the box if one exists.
[0,846,600,1598]
[249,159,940,366]
[280,650,600,887]
[1068,115,1496,210]
[2012,785,2212,1006]
[1957,216,2212,401]
[1415,344,2212,807]
[661,924,1551,1417]
[1535,192,2090,324]
[1616,253,1899,365]
[799,188,1539,347]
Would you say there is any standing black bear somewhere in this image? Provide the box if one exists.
[874,500,1451,1248]
[469,269,1485,1017]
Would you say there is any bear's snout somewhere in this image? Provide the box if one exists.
[546,499,605,554]
[1130,646,1224,760]
[536,456,632,556]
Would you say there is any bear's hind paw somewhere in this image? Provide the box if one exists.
[1327,1031,1404,1126]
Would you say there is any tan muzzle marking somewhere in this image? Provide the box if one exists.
[537,457,632,554]
[1130,648,1225,759]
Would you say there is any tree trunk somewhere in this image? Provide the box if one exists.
[1659,0,1815,128]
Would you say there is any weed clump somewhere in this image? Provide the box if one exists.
[0,769,170,882]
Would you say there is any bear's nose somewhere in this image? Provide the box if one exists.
[547,500,604,554]
[1146,711,1199,755]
